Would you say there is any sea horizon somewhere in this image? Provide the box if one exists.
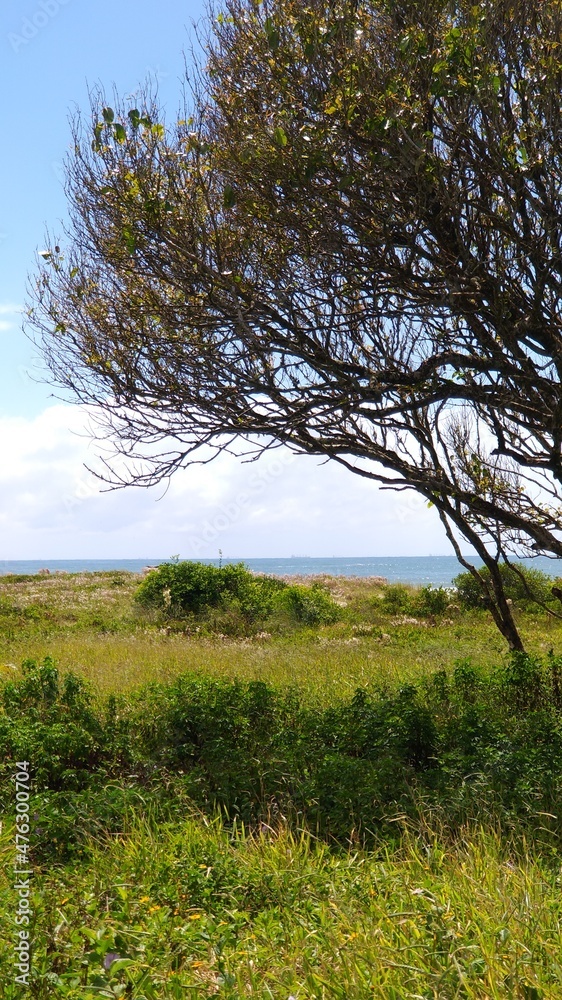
[1,554,561,587]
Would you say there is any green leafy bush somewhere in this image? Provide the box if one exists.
[271,583,342,625]
[454,563,554,610]
[378,584,451,618]
[380,583,413,614]
[135,561,341,630]
[3,652,562,857]
[136,561,249,614]
[414,586,451,617]
[135,561,285,622]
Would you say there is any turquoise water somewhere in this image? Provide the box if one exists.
[1,555,561,586]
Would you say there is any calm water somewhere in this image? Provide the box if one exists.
[1,555,561,586]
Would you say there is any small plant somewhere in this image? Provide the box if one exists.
[271,583,342,626]
[414,586,451,617]
[380,584,413,615]
[454,564,554,610]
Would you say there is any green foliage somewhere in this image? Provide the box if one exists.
[454,564,554,610]
[380,583,451,617]
[0,659,104,803]
[2,813,562,998]
[135,561,279,617]
[380,583,412,614]
[135,561,341,631]
[414,585,451,617]
[271,582,342,625]
[3,652,562,861]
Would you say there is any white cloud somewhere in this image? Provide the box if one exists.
[0,303,23,333]
[0,404,451,559]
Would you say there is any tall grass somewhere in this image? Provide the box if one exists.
[1,813,560,997]
[1,572,562,997]
[1,571,560,700]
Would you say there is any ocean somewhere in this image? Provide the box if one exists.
[1,555,561,587]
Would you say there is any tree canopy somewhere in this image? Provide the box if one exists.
[28,0,562,649]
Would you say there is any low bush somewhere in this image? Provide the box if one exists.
[379,583,451,617]
[3,653,562,860]
[135,561,261,616]
[271,582,342,626]
[414,585,452,617]
[135,561,341,632]
[380,583,413,614]
[454,563,554,610]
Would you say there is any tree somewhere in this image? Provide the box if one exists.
[28,0,562,650]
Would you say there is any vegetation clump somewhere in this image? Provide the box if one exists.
[1,572,562,995]
[454,564,557,611]
[380,583,452,617]
[134,561,342,632]
[3,651,562,865]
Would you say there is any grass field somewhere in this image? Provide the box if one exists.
[1,569,562,998]
[0,569,559,699]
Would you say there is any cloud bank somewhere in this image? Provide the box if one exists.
[0,404,450,558]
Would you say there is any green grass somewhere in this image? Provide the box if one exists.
[1,571,562,997]
[1,814,561,998]
[1,570,559,701]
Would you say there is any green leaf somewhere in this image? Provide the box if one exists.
[92,123,104,151]
[80,927,99,943]
[113,123,126,143]
[264,17,280,52]
[273,126,288,148]
[128,108,141,128]
[223,184,236,208]
[107,958,135,974]
[122,226,136,255]
[102,107,114,124]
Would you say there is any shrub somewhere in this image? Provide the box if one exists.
[453,563,553,610]
[4,652,562,857]
[136,561,247,614]
[380,584,413,615]
[377,584,451,618]
[413,586,451,617]
[135,560,286,623]
[271,583,342,626]
[135,561,342,630]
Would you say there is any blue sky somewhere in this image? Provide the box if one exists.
[0,0,450,558]
[1,0,205,415]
